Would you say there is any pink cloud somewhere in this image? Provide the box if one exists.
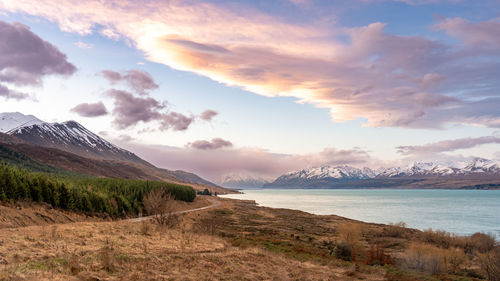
[397,135,500,156]
[0,20,75,100]
[115,140,373,181]
[186,138,233,150]
[2,1,499,128]
[434,17,500,49]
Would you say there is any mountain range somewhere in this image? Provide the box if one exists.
[220,174,270,189]
[0,112,221,190]
[265,160,500,189]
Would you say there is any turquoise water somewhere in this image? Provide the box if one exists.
[221,189,500,236]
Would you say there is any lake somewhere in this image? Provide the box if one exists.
[221,189,500,236]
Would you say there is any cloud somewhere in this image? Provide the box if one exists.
[187,138,233,150]
[0,20,75,100]
[74,41,93,49]
[433,18,500,49]
[107,89,165,129]
[0,84,29,100]
[364,0,460,4]
[100,70,122,84]
[123,70,159,95]
[397,135,500,156]
[200,110,218,121]
[2,2,500,128]
[113,139,374,180]
[100,69,158,95]
[494,151,500,161]
[71,101,108,117]
[116,134,134,142]
[106,89,194,131]
[159,112,194,131]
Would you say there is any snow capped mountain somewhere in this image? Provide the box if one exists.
[376,159,500,178]
[220,174,269,188]
[0,112,44,133]
[1,113,148,165]
[266,159,500,188]
[463,158,500,173]
[280,165,375,181]
[267,165,377,188]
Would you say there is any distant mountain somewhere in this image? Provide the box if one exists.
[0,112,221,189]
[220,174,269,188]
[265,159,500,189]
[161,169,220,188]
[376,159,500,178]
[267,165,375,188]
[0,112,43,133]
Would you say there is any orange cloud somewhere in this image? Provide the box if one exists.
[2,0,499,128]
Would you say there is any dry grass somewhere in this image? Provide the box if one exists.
[0,198,387,281]
[0,196,494,281]
[399,242,469,275]
[478,246,500,281]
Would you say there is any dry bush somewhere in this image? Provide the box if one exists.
[467,232,496,254]
[401,242,444,275]
[143,189,178,228]
[67,253,81,275]
[99,239,116,272]
[51,225,59,240]
[140,221,152,236]
[365,243,393,266]
[196,216,220,236]
[401,242,467,275]
[334,241,353,261]
[385,221,409,238]
[418,229,466,249]
[336,223,363,261]
[442,247,468,275]
[478,246,500,281]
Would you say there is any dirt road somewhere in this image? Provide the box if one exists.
[127,197,221,222]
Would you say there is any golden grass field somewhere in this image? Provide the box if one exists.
[0,196,498,281]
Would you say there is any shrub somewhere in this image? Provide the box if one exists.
[468,232,496,254]
[334,241,353,261]
[143,190,178,228]
[385,221,409,238]
[366,243,393,265]
[140,221,152,236]
[401,242,467,275]
[401,242,442,274]
[336,223,363,261]
[478,246,500,281]
[99,239,116,272]
[418,229,467,249]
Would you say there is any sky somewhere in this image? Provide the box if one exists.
[0,0,499,182]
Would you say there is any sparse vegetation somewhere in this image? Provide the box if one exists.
[143,189,178,227]
[0,193,498,281]
[478,245,500,281]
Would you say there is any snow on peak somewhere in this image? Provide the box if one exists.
[281,165,376,180]
[0,112,44,133]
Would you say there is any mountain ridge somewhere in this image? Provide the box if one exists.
[265,159,500,189]
[0,112,222,190]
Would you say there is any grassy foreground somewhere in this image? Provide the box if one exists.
[0,196,498,280]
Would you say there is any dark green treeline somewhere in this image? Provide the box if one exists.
[0,162,195,217]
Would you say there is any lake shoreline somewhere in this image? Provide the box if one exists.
[221,188,500,237]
